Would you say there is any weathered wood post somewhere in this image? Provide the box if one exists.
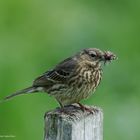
[44,104,103,140]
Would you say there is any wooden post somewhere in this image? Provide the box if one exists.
[44,104,103,140]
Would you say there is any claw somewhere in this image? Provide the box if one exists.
[77,103,95,114]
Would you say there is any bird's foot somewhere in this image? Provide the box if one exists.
[77,103,98,114]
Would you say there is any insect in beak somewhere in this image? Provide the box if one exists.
[103,51,117,65]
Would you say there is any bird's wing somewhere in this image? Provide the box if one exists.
[33,57,78,87]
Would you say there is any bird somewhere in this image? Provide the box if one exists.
[2,48,117,111]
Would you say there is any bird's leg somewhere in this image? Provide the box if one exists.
[58,101,65,110]
[57,101,70,114]
[77,103,97,114]
[56,101,76,116]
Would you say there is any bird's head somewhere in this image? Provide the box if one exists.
[79,48,117,67]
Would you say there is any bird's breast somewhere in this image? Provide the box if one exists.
[76,68,102,98]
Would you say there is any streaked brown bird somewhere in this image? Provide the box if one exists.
[2,48,117,110]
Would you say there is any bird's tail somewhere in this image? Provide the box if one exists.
[1,86,39,103]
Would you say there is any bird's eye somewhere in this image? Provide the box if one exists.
[90,53,96,57]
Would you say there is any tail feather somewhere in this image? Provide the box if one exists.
[1,86,38,102]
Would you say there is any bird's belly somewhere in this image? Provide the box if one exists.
[53,70,102,106]
[54,81,95,106]
[55,85,94,106]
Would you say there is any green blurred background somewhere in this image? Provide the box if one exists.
[0,0,140,140]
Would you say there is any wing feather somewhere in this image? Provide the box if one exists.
[33,57,77,87]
